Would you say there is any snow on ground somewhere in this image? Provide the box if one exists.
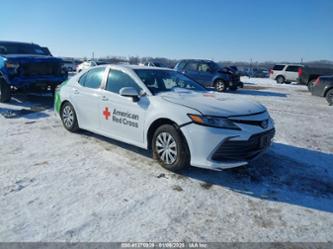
[0,77,333,242]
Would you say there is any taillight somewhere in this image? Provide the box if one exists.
[269,69,273,75]
[314,77,320,86]
[298,67,303,77]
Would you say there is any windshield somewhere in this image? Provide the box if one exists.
[134,69,207,95]
[0,42,48,55]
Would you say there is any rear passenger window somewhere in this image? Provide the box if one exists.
[79,67,105,89]
[286,66,300,72]
[273,65,285,71]
[106,70,141,94]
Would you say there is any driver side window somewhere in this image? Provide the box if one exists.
[106,70,141,94]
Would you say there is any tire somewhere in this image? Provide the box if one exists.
[326,89,333,106]
[60,102,79,132]
[152,124,189,171]
[276,76,285,84]
[0,79,11,103]
[307,79,316,91]
[214,79,227,92]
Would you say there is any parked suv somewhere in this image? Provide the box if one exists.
[298,65,333,87]
[175,59,243,92]
[0,41,68,102]
[310,75,333,105]
[269,64,303,84]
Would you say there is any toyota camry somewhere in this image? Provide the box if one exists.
[55,65,275,171]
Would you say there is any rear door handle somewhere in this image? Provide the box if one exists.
[74,89,80,94]
[101,96,109,101]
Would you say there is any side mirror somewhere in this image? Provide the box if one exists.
[119,87,140,102]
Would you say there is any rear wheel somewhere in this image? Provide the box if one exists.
[60,102,79,132]
[0,79,11,103]
[276,75,285,84]
[307,79,316,91]
[326,89,333,106]
[152,124,189,171]
[214,79,227,92]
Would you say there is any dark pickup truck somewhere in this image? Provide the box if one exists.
[297,65,333,86]
[0,41,68,102]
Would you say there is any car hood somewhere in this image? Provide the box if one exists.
[3,54,63,63]
[159,89,266,117]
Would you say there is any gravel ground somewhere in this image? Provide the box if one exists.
[0,77,332,242]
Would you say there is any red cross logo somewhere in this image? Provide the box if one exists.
[103,107,111,120]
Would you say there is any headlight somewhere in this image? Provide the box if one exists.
[188,114,240,130]
[5,62,20,69]
[5,62,20,74]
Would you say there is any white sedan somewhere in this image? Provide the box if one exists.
[55,65,275,171]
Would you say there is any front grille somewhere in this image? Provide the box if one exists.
[20,62,62,76]
[212,129,275,161]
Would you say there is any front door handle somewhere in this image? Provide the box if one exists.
[74,89,80,94]
[101,96,109,101]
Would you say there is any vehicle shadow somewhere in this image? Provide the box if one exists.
[0,93,53,119]
[178,142,333,213]
[77,129,333,213]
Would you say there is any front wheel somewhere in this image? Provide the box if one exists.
[0,79,11,103]
[326,89,333,106]
[152,124,189,171]
[214,80,227,92]
[60,102,79,132]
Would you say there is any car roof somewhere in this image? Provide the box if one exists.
[274,63,303,67]
[179,59,215,63]
[0,41,39,46]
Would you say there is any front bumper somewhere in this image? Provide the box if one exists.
[229,81,243,88]
[180,119,275,170]
[7,75,68,88]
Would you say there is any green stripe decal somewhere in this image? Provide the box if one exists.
[55,91,61,113]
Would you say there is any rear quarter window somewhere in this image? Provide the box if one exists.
[78,67,105,89]
[273,65,285,71]
[285,65,301,72]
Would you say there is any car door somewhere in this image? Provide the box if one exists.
[98,68,149,147]
[196,62,215,86]
[285,65,299,82]
[71,67,106,131]
[182,62,200,82]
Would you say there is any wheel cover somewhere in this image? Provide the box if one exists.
[62,105,74,128]
[328,92,333,103]
[156,132,177,165]
[216,81,225,91]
